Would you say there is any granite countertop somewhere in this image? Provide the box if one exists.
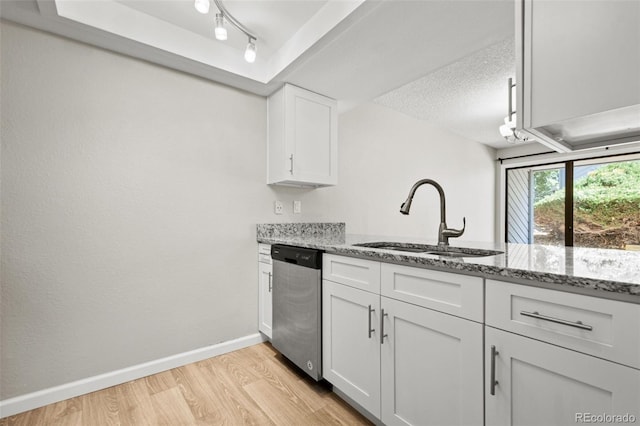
[257,223,640,303]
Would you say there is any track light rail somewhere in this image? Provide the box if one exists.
[212,0,257,41]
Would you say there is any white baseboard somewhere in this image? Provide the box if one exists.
[0,333,266,418]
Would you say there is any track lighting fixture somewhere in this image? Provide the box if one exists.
[499,78,528,144]
[194,0,258,63]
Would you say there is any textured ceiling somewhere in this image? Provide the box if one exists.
[374,37,517,148]
[284,0,514,110]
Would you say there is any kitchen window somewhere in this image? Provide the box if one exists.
[506,153,640,250]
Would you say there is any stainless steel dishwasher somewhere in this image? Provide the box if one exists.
[270,244,322,381]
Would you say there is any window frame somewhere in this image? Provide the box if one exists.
[497,144,640,245]
[505,162,567,244]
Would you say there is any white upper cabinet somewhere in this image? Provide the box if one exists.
[267,84,338,187]
[516,0,640,151]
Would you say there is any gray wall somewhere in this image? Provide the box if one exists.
[318,103,496,240]
[1,21,496,400]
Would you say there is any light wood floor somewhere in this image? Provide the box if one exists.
[1,342,372,426]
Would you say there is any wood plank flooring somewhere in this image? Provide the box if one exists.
[1,343,372,426]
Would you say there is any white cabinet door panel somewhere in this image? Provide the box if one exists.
[381,297,483,426]
[258,261,272,338]
[485,327,640,426]
[289,93,334,180]
[322,280,381,417]
[526,0,640,127]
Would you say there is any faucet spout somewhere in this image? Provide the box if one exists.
[399,179,465,247]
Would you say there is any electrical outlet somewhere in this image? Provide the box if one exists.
[274,200,284,215]
[293,200,302,214]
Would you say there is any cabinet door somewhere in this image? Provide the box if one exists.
[258,262,272,339]
[523,0,639,127]
[322,280,381,417]
[381,297,483,426]
[486,327,640,426]
[517,0,640,150]
[285,85,337,185]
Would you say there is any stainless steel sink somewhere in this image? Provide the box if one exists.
[353,242,503,258]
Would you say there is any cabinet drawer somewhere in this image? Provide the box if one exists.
[258,244,272,264]
[486,279,640,369]
[323,254,380,293]
[381,264,483,322]
[258,244,271,255]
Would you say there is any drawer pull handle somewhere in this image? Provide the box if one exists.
[380,309,388,344]
[490,345,499,396]
[520,310,593,331]
[368,305,375,338]
[268,272,272,292]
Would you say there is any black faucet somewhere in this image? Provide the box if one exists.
[400,179,466,247]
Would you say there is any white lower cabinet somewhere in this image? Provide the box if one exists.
[322,255,640,426]
[322,280,381,417]
[258,244,272,339]
[381,297,483,426]
[258,262,273,338]
[485,326,640,426]
[322,258,484,425]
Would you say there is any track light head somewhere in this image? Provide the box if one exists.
[194,0,210,14]
[244,37,257,63]
[214,13,227,40]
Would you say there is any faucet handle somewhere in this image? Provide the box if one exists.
[442,217,466,238]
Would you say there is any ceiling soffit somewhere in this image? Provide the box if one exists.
[48,0,368,84]
[1,0,521,147]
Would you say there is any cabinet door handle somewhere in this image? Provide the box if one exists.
[490,345,499,396]
[520,310,593,331]
[289,154,294,175]
[268,272,272,292]
[368,305,375,339]
[507,77,515,121]
[380,309,388,344]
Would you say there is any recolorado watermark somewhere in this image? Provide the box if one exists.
[576,413,637,423]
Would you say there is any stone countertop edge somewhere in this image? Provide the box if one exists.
[257,235,640,304]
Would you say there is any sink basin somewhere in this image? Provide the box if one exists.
[353,242,503,258]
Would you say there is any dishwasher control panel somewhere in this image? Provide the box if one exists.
[271,245,322,269]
